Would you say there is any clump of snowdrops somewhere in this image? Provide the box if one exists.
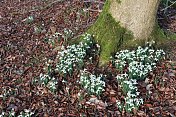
[38,33,94,93]
[0,109,34,117]
[39,73,58,93]
[79,69,105,96]
[116,73,143,112]
[114,41,165,80]
[55,33,94,76]
[114,41,165,112]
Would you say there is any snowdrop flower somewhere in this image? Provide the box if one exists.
[80,71,105,96]
[56,34,93,76]
[0,112,5,117]
[17,109,34,117]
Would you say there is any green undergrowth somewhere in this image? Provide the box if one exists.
[168,33,176,40]
[149,24,176,50]
[163,30,176,41]
[150,24,167,43]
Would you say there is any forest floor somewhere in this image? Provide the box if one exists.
[0,0,176,116]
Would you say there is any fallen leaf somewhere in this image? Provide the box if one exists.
[109,89,116,96]
[50,26,56,34]
[169,113,176,117]
[110,97,116,103]
[87,97,99,104]
[159,87,170,92]
[144,103,153,108]
[169,72,175,77]
[53,46,62,52]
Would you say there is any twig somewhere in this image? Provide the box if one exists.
[84,8,102,12]
[42,0,64,9]
[22,0,64,14]
[161,1,176,11]
[83,0,105,4]
[71,34,83,40]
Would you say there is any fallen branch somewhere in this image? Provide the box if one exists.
[161,1,176,11]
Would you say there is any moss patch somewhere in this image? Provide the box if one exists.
[168,33,176,40]
[87,0,133,65]
[119,39,146,50]
[148,23,176,48]
[116,0,121,4]
[150,23,166,41]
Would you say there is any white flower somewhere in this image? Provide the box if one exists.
[80,71,105,95]
[114,44,165,112]
[0,112,5,117]
[24,109,30,113]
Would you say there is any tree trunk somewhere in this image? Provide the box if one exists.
[87,0,163,65]
[110,0,159,39]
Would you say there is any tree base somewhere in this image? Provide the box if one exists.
[87,1,133,65]
[86,1,173,66]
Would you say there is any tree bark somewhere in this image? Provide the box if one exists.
[110,0,160,39]
[87,0,162,65]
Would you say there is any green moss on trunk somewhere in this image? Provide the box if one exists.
[87,0,133,65]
